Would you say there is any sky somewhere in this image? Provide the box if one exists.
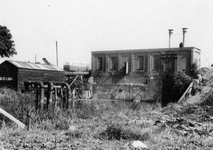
[1,0,213,68]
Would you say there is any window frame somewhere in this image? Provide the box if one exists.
[97,57,103,71]
[137,56,145,71]
[151,53,161,72]
[134,53,146,72]
[94,54,105,72]
[108,54,118,71]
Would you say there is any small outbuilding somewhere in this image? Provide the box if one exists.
[0,60,65,91]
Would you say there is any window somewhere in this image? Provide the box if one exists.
[134,53,146,72]
[138,56,145,71]
[97,57,103,70]
[110,57,117,70]
[152,55,160,71]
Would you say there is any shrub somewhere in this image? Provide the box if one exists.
[191,63,199,79]
[173,71,192,96]
[161,72,192,106]
[99,123,150,141]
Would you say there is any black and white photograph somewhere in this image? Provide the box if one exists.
[0,0,213,149]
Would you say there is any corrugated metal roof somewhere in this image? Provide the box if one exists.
[6,60,64,71]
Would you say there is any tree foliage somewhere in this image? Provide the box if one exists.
[0,25,17,58]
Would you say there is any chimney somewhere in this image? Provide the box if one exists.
[182,28,187,47]
[168,29,173,48]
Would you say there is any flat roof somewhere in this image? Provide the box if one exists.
[91,47,200,54]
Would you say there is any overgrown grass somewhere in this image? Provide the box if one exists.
[1,87,213,149]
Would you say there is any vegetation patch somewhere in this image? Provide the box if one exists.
[98,123,150,141]
[161,71,192,106]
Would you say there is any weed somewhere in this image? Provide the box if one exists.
[99,123,150,141]
[55,117,69,130]
[1,84,213,149]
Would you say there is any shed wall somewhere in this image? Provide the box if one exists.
[0,61,65,91]
[0,62,18,90]
[17,69,65,90]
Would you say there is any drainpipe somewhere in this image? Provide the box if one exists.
[54,82,71,109]
[38,81,44,110]
[61,82,71,109]
[44,81,54,110]
[182,28,187,47]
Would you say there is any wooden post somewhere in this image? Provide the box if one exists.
[27,110,31,131]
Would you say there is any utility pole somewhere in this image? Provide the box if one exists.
[56,41,58,66]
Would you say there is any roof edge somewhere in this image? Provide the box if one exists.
[91,47,201,53]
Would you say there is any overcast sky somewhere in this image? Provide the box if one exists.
[1,0,213,68]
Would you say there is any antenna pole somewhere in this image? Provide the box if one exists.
[56,41,58,66]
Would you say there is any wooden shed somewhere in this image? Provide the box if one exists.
[0,60,65,91]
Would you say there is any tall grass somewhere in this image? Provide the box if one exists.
[0,87,161,129]
[0,88,34,126]
[1,87,213,149]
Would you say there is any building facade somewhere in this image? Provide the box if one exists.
[91,47,201,101]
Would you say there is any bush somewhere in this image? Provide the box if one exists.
[173,72,192,95]
[161,72,192,106]
[99,123,150,141]
[191,63,199,79]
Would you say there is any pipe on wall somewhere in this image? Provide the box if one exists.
[24,81,45,110]
[43,81,54,110]
[55,82,71,109]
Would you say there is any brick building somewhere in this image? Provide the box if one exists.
[91,47,201,100]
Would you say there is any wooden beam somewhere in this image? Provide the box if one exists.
[178,82,194,103]
[0,107,26,129]
[72,98,133,102]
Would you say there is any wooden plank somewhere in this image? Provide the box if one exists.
[0,107,26,129]
[72,98,133,102]
[72,98,156,102]
[178,82,194,103]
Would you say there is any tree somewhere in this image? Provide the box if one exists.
[0,25,17,58]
